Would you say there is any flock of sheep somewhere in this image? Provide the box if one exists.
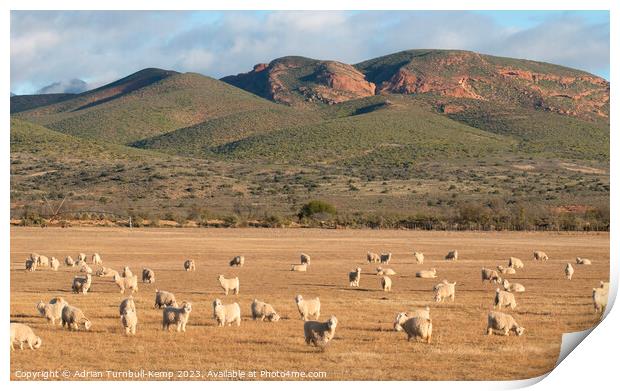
[10,249,609,352]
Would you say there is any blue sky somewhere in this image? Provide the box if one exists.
[10,10,610,94]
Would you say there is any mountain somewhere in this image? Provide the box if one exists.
[37,78,88,94]
[11,93,76,114]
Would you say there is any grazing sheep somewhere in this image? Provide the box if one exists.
[119,297,137,335]
[10,323,42,351]
[348,267,362,287]
[119,297,137,316]
[142,268,155,284]
[445,250,458,261]
[49,257,60,271]
[291,264,307,272]
[576,257,592,265]
[395,314,433,343]
[162,302,192,332]
[481,268,502,284]
[229,255,245,267]
[251,299,280,322]
[413,251,424,264]
[113,273,138,294]
[78,261,93,274]
[494,288,517,309]
[487,311,524,336]
[304,315,338,347]
[153,289,177,309]
[295,295,320,321]
[121,266,133,278]
[381,276,392,292]
[415,268,437,279]
[25,259,37,272]
[380,253,392,264]
[65,256,75,267]
[393,307,431,331]
[533,251,548,262]
[72,274,92,294]
[37,255,49,267]
[77,253,87,263]
[218,275,239,295]
[300,253,311,265]
[508,257,524,269]
[593,282,609,313]
[91,253,102,265]
[565,263,574,280]
[61,305,92,331]
[95,266,117,278]
[212,299,241,326]
[376,267,396,276]
[367,251,380,264]
[36,297,67,326]
[433,280,456,302]
[502,279,525,293]
[497,265,516,275]
[183,259,196,272]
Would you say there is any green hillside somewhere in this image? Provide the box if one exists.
[10,93,76,114]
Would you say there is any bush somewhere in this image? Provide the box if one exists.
[298,200,337,220]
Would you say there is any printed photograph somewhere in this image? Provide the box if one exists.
[9,8,610,381]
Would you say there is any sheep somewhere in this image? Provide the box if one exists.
[72,274,92,294]
[445,250,458,261]
[291,264,307,272]
[153,289,177,309]
[502,279,525,293]
[213,299,241,326]
[593,283,609,313]
[494,288,517,309]
[481,268,502,284]
[48,257,60,271]
[218,275,239,295]
[36,297,67,326]
[367,251,380,264]
[487,311,524,336]
[29,253,40,263]
[380,253,392,264]
[184,259,196,271]
[497,265,516,275]
[413,251,424,264]
[91,253,102,265]
[300,253,311,265]
[121,266,134,278]
[304,315,338,348]
[251,299,280,322]
[77,253,87,263]
[376,267,396,276]
[565,263,574,280]
[348,267,362,287]
[10,323,42,351]
[113,273,138,294]
[576,257,592,265]
[162,302,192,332]
[533,251,548,262]
[295,295,320,321]
[65,256,75,267]
[394,313,433,343]
[119,297,137,316]
[381,275,392,292]
[78,261,93,274]
[433,280,456,302]
[25,259,37,272]
[393,307,431,331]
[95,266,117,278]
[229,255,244,267]
[415,268,437,279]
[508,257,524,269]
[119,297,137,335]
[142,268,155,284]
[37,255,49,267]
[61,305,92,331]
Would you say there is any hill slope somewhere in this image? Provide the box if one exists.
[10,93,76,114]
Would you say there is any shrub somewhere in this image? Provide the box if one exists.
[298,200,337,220]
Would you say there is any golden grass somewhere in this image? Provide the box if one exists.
[10,227,609,380]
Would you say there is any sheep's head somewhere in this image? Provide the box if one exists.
[502,279,510,289]
[327,315,338,331]
[268,313,280,322]
[515,327,525,336]
[217,275,224,282]
[33,337,42,349]
[36,301,46,315]
[294,295,303,304]
[213,299,222,309]
[183,302,192,313]
[356,267,362,273]
[393,312,408,331]
[84,320,92,330]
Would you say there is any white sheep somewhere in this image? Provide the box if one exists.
[445,250,458,261]
[304,315,338,348]
[415,268,437,278]
[295,295,320,321]
[251,299,280,322]
[348,267,362,287]
[393,307,431,331]
[291,264,307,272]
[25,259,37,272]
[49,257,60,271]
[29,252,40,263]
[61,305,92,331]
[119,297,137,335]
[213,299,241,326]
[533,251,548,261]
[376,267,396,276]
[576,257,592,265]
[154,289,177,309]
[36,296,67,326]
[481,268,502,284]
[413,251,424,264]
[565,263,574,280]
[72,274,92,294]
[65,256,75,267]
[487,311,524,336]
[380,253,392,264]
[37,255,49,267]
[497,265,516,275]
[119,296,136,315]
[229,255,245,267]
[433,280,456,302]
[395,314,433,343]
[367,251,380,264]
[502,279,525,293]
[508,257,524,269]
[113,273,138,294]
[95,266,117,278]
[77,253,87,263]
[593,282,609,313]
[142,268,155,284]
[10,323,42,351]
[121,266,134,278]
[300,253,311,265]
[218,275,239,295]
[494,288,517,309]
[91,253,102,265]
[184,259,196,271]
[381,276,392,292]
[162,302,192,332]
[78,261,92,274]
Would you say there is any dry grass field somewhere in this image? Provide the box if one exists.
[10,227,609,380]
